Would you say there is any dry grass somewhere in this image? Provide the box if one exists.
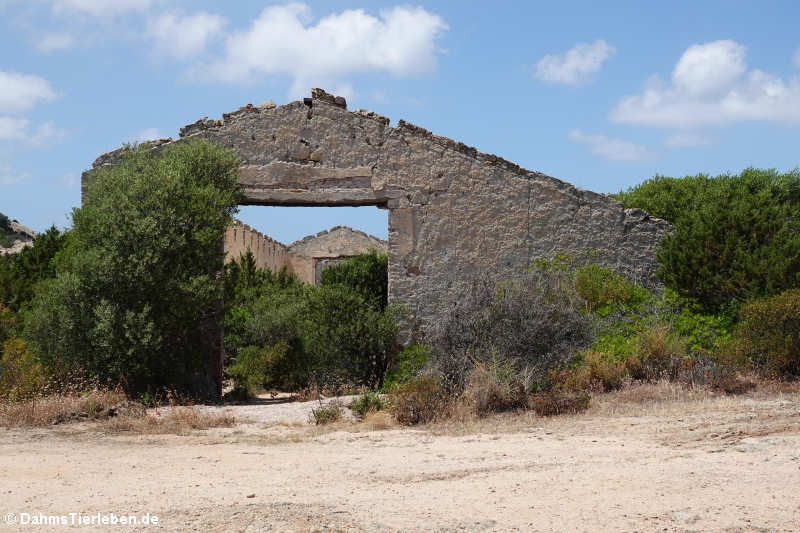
[0,389,128,428]
[0,389,236,435]
[361,410,394,430]
[102,406,237,435]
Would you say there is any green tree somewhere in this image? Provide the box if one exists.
[24,140,240,396]
[616,168,800,310]
[320,249,388,311]
[0,226,69,311]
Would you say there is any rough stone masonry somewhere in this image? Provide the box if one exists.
[85,88,669,342]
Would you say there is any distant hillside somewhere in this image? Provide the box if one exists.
[0,212,36,255]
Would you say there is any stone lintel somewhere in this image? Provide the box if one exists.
[239,188,405,207]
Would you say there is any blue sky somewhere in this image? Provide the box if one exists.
[1,0,799,243]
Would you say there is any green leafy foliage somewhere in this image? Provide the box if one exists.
[308,402,344,425]
[726,289,800,376]
[24,140,240,396]
[349,391,386,418]
[0,226,69,312]
[303,285,401,392]
[0,213,14,248]
[0,337,44,401]
[222,250,400,396]
[227,342,295,396]
[320,249,388,311]
[574,264,649,316]
[0,302,17,347]
[382,344,431,392]
[616,168,800,310]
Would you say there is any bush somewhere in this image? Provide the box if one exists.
[529,391,591,416]
[0,337,45,401]
[382,344,431,391]
[302,285,400,392]
[574,264,648,315]
[24,140,240,397]
[349,391,386,418]
[320,249,388,311]
[616,168,800,311]
[390,375,444,425]
[461,357,527,415]
[0,302,17,347]
[309,402,344,425]
[634,326,689,381]
[555,350,629,393]
[227,342,290,397]
[0,226,69,312]
[428,260,594,392]
[725,289,800,377]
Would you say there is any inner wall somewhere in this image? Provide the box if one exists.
[236,205,388,246]
[227,205,389,285]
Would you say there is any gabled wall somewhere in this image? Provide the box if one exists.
[85,88,670,342]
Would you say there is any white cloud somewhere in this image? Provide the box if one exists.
[204,3,447,98]
[49,0,151,18]
[0,70,57,113]
[0,165,30,186]
[147,11,226,60]
[664,131,712,148]
[36,31,75,53]
[0,116,66,145]
[611,40,800,127]
[0,116,30,141]
[134,128,168,142]
[534,39,615,85]
[568,129,653,162]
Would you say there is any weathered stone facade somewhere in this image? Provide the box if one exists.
[287,226,387,284]
[0,221,36,256]
[223,222,386,285]
[224,220,290,274]
[85,88,670,341]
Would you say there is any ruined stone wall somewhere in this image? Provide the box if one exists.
[224,220,290,273]
[85,89,670,340]
[287,225,387,284]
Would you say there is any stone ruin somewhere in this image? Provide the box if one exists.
[224,222,386,285]
[0,221,37,257]
[84,88,670,393]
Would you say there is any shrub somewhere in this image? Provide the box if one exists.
[0,226,69,312]
[574,264,648,315]
[224,281,310,391]
[428,261,593,393]
[529,391,591,416]
[556,350,629,392]
[302,285,400,392]
[227,342,290,397]
[24,140,240,397]
[390,375,444,425]
[633,326,689,381]
[725,289,800,377]
[0,337,45,401]
[382,344,431,391]
[309,401,344,425]
[320,249,388,311]
[349,391,386,418]
[461,357,527,416]
[0,302,16,347]
[616,168,800,311]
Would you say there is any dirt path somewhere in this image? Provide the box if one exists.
[1,386,799,532]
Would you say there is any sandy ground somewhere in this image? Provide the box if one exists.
[1,386,799,532]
